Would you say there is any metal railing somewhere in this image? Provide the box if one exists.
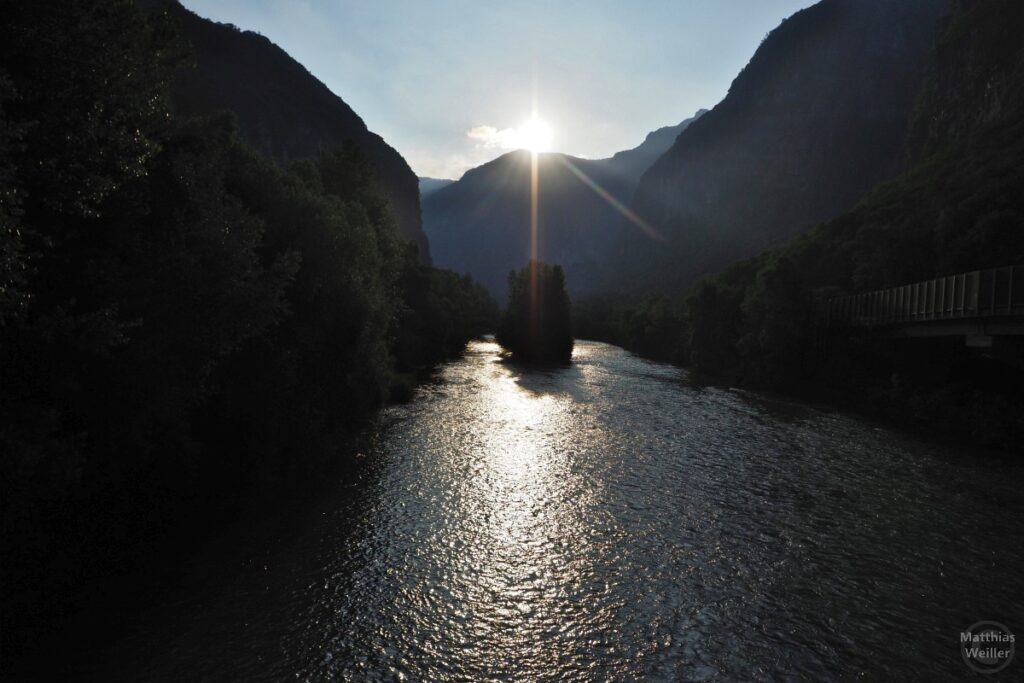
[826,265,1024,328]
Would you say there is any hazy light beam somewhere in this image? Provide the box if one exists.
[530,80,541,343]
[530,149,540,343]
[557,156,665,241]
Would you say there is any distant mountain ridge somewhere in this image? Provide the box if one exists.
[166,2,431,262]
[619,0,948,296]
[418,177,455,197]
[422,111,704,298]
[603,110,708,188]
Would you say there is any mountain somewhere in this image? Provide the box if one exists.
[422,112,704,298]
[905,0,1024,159]
[419,177,455,197]
[619,0,948,296]
[423,151,625,298]
[578,0,1024,447]
[603,110,707,187]
[673,0,1024,445]
[166,2,431,262]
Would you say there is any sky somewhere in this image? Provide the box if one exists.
[181,0,817,180]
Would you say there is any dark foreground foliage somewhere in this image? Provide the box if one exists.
[0,0,496,655]
[578,0,1024,451]
[498,261,574,364]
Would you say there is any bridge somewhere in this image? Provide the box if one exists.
[825,265,1024,348]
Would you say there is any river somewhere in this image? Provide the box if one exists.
[29,340,1024,681]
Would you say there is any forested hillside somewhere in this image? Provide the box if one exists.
[166,2,431,262]
[0,0,495,650]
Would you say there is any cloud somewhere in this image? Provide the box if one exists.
[408,119,551,179]
[466,125,520,150]
[404,148,481,181]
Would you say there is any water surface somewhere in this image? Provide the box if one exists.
[40,341,1024,680]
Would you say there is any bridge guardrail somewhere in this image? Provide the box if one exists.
[826,265,1024,328]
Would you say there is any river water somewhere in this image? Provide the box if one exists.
[36,340,1024,681]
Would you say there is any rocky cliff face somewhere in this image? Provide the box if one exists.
[907,0,1024,159]
[620,0,948,296]
[168,3,431,262]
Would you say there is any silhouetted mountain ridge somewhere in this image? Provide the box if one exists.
[424,150,622,297]
[418,177,455,197]
[620,0,947,296]
[167,2,431,261]
[423,112,704,297]
[603,110,708,184]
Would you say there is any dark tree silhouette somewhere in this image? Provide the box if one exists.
[0,2,498,654]
[498,261,574,364]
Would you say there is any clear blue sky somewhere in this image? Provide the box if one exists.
[181,0,817,179]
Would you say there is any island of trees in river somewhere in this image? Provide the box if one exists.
[498,261,574,365]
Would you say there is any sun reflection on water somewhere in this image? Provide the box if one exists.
[432,340,609,675]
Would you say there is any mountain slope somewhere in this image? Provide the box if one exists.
[419,177,454,197]
[672,0,1024,447]
[423,112,704,298]
[621,0,947,296]
[580,0,1024,445]
[423,151,625,298]
[603,110,707,186]
[167,2,431,262]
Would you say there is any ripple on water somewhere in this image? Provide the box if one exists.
[41,340,1024,682]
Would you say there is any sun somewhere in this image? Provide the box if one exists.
[515,115,554,153]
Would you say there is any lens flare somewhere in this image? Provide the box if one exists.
[557,156,664,241]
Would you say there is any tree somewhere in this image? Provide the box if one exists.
[497,261,573,364]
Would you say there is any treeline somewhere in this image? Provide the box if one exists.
[575,295,686,364]
[0,0,496,634]
[578,0,1024,450]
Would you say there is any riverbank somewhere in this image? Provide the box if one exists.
[800,335,1024,454]
[0,421,365,677]
[578,315,1024,456]
[689,367,1022,460]
[0,356,456,676]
